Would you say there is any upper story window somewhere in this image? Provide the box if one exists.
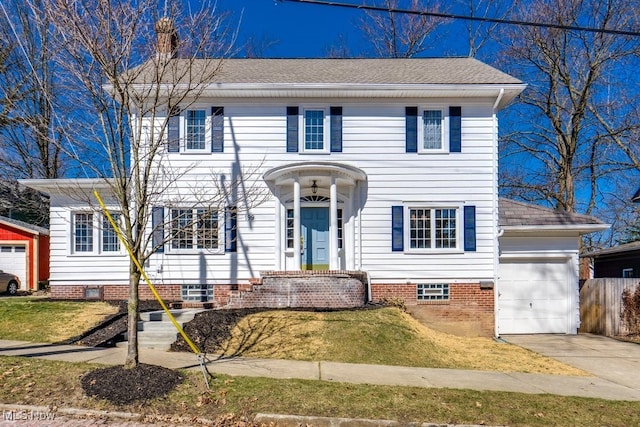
[304,109,327,151]
[406,106,461,153]
[421,109,444,150]
[185,109,207,151]
[167,107,224,154]
[287,106,342,153]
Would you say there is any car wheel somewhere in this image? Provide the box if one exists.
[7,281,18,295]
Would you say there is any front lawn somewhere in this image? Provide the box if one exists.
[0,356,638,427]
[0,297,118,342]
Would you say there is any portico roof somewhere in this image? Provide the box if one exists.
[263,162,367,186]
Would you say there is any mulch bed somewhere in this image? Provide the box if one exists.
[65,300,162,347]
[81,363,183,405]
[171,308,268,354]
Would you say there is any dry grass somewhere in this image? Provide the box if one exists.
[0,297,118,343]
[218,308,586,375]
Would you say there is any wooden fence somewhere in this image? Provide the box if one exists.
[579,278,640,336]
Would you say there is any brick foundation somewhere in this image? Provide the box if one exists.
[371,282,495,336]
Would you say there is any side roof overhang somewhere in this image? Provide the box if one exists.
[499,198,610,235]
[0,215,48,236]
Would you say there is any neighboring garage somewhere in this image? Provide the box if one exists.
[0,216,49,291]
[497,199,608,335]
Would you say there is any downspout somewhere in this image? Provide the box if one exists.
[366,271,372,303]
[492,88,504,338]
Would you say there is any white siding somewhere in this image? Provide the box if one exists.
[51,100,499,285]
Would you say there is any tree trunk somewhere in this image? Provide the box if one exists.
[124,267,141,369]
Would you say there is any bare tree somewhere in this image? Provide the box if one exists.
[498,0,640,242]
[42,0,267,368]
[359,0,447,58]
[0,0,66,180]
[454,0,520,57]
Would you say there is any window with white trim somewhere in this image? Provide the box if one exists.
[74,213,94,252]
[407,207,459,250]
[622,268,634,278]
[185,109,207,151]
[102,213,120,252]
[419,108,448,152]
[301,107,329,152]
[171,208,219,250]
[417,283,449,301]
[72,212,122,254]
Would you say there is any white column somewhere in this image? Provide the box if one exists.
[293,177,301,270]
[348,185,356,270]
[330,176,339,270]
[274,188,282,270]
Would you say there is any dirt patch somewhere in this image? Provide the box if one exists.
[81,363,183,405]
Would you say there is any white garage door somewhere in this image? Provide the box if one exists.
[498,259,570,334]
[0,245,27,290]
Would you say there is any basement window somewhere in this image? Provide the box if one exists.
[417,283,449,301]
[181,284,214,302]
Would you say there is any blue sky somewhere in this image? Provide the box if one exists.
[217,0,364,57]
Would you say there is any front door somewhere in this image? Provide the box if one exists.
[301,207,329,270]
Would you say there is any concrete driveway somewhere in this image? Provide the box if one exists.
[503,333,640,391]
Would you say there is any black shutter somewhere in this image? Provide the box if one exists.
[211,106,224,152]
[330,106,343,152]
[225,206,237,252]
[405,107,418,153]
[167,114,180,153]
[464,205,476,252]
[286,106,299,152]
[392,205,404,252]
[449,106,462,153]
[152,206,164,253]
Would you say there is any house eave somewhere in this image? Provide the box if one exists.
[128,83,526,110]
[20,178,114,196]
[500,224,610,235]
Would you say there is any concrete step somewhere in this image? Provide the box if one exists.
[128,309,205,350]
[140,309,203,322]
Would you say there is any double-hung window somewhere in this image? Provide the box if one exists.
[72,212,122,254]
[304,109,326,151]
[74,213,94,253]
[171,208,219,250]
[408,207,459,251]
[102,213,120,252]
[185,110,207,151]
[419,108,447,152]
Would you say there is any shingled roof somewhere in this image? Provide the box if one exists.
[133,57,522,86]
[499,198,604,227]
[0,215,48,235]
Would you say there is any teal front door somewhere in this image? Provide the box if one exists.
[301,207,329,270]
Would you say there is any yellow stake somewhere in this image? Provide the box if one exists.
[93,190,202,356]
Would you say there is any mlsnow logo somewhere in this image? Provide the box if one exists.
[3,410,56,421]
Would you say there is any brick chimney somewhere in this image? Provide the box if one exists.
[155,17,178,59]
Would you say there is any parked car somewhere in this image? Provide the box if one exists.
[0,271,20,295]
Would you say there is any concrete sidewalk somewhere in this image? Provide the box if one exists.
[2,337,640,401]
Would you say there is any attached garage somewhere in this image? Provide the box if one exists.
[0,216,49,291]
[497,199,608,335]
[498,258,571,334]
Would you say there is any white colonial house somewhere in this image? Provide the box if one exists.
[23,23,608,337]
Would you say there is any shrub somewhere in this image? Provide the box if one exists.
[621,283,640,335]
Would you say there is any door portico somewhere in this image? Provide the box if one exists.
[263,162,367,271]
